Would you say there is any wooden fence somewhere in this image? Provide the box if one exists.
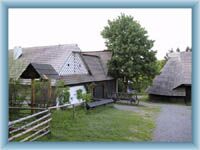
[8,108,51,142]
[8,103,81,142]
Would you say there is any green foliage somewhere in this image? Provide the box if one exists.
[81,93,92,103]
[55,80,70,104]
[34,80,48,99]
[130,76,152,93]
[118,79,126,92]
[81,82,95,102]
[86,82,96,94]
[63,87,70,103]
[101,14,158,91]
[156,59,166,73]
[76,88,92,103]
[9,79,30,105]
[9,51,27,104]
[76,89,83,100]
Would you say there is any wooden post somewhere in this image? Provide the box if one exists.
[47,79,52,107]
[31,79,35,114]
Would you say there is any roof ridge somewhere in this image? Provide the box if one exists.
[81,53,100,58]
[9,43,79,50]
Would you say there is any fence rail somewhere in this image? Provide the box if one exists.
[9,108,51,142]
[9,102,83,142]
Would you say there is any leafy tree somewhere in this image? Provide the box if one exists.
[156,59,166,73]
[101,14,157,92]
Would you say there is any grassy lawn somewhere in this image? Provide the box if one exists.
[38,104,159,142]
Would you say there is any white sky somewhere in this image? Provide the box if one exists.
[9,8,191,60]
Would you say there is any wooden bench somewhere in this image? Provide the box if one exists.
[86,99,114,109]
[111,92,139,105]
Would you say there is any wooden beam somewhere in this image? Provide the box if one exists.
[9,109,49,126]
[9,118,51,141]
[10,113,51,134]
[20,126,50,142]
[29,130,50,142]
[47,79,52,107]
[48,103,71,110]
[31,79,35,114]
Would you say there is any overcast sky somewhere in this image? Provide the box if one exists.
[9,8,191,60]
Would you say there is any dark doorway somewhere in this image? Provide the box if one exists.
[185,86,191,105]
[93,84,104,98]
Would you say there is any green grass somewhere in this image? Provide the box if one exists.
[38,104,158,142]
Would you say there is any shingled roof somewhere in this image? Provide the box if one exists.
[9,44,81,74]
[81,51,112,75]
[147,51,192,96]
[59,52,113,85]
[9,45,114,85]
[20,63,59,79]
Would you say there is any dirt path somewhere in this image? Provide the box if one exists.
[114,102,192,142]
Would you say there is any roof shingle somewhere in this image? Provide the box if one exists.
[147,51,192,96]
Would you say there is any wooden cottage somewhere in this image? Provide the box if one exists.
[9,44,116,105]
[147,51,192,104]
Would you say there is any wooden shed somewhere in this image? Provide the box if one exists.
[147,51,192,104]
[20,63,59,109]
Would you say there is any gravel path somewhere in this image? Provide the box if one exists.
[114,102,192,142]
[152,103,192,142]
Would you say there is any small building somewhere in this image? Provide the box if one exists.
[147,51,192,104]
[9,44,116,105]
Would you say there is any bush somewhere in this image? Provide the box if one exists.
[76,89,83,100]
[81,93,92,103]
[55,80,70,104]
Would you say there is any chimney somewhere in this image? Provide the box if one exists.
[14,46,22,60]
[167,52,180,58]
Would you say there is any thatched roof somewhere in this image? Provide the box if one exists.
[147,51,192,96]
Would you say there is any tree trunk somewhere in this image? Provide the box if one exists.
[123,77,128,93]
[135,78,139,92]
[116,78,118,93]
